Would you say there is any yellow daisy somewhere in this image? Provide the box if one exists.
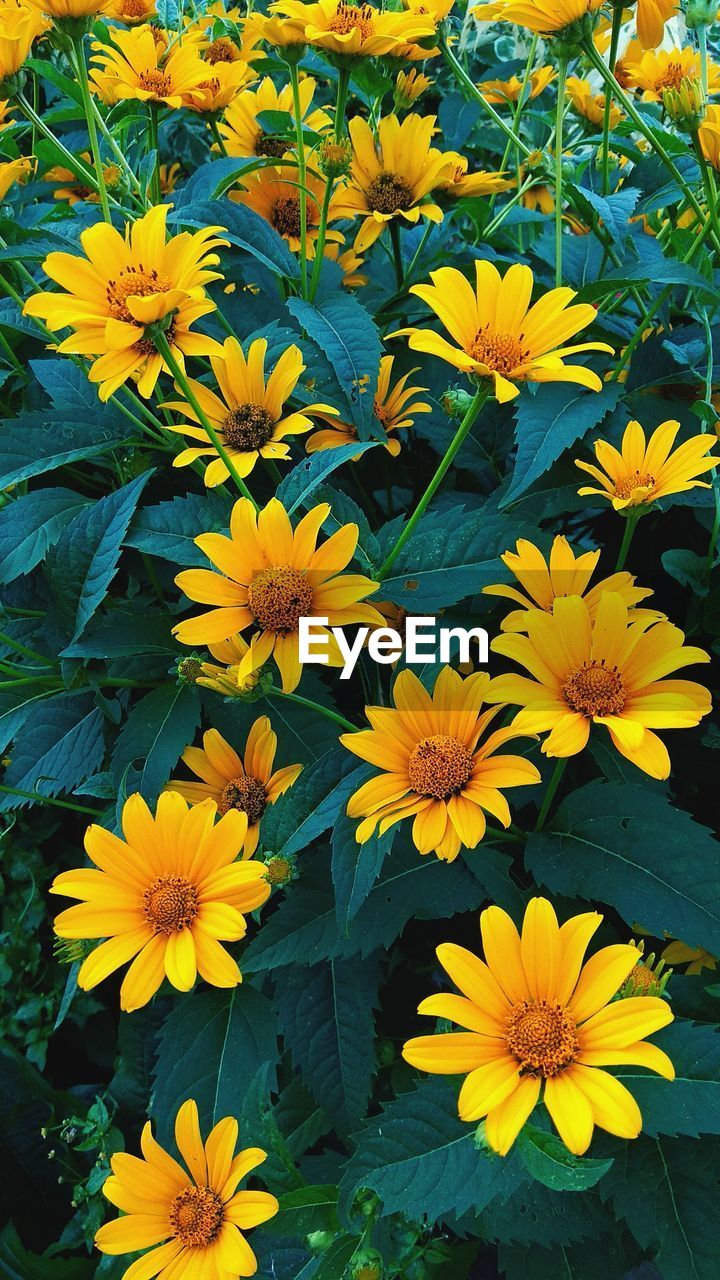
[636,0,678,51]
[89,25,208,109]
[51,792,271,1012]
[661,939,717,975]
[232,161,344,258]
[184,58,256,113]
[23,204,226,401]
[622,46,720,101]
[324,238,368,287]
[163,336,338,486]
[0,0,46,80]
[391,261,613,403]
[95,1099,278,1278]
[340,667,540,863]
[566,76,623,127]
[488,593,711,779]
[217,75,331,159]
[576,418,719,510]
[173,497,384,692]
[105,0,156,22]
[306,354,431,457]
[472,0,604,36]
[480,65,556,104]
[483,535,657,631]
[266,0,437,59]
[394,67,433,108]
[403,897,675,1156]
[168,720,302,858]
[436,153,514,199]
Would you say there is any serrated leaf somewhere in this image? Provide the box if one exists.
[0,693,104,811]
[286,295,382,431]
[177,198,300,279]
[124,490,231,566]
[110,683,200,803]
[504,383,623,506]
[477,1177,612,1246]
[276,442,381,514]
[0,489,91,584]
[615,1020,720,1139]
[62,609,177,658]
[260,749,359,858]
[273,1186,340,1238]
[517,1123,613,1191]
[332,810,393,931]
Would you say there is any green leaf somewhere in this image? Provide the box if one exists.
[244,871,340,973]
[152,986,279,1143]
[177,198,300,279]
[498,1238,628,1280]
[517,1122,613,1191]
[259,748,360,858]
[286,295,382,432]
[478,1178,612,1246]
[273,1186,340,1238]
[614,1020,720,1139]
[62,608,177,658]
[0,1224,93,1280]
[110,683,200,802]
[125,490,231,566]
[276,442,381,514]
[0,410,133,490]
[331,810,393,932]
[0,489,91,584]
[525,780,720,954]
[45,473,151,645]
[503,383,623,506]
[299,1237,360,1280]
[0,692,104,811]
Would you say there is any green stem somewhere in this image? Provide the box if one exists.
[333,66,351,141]
[152,329,259,508]
[72,36,111,224]
[0,784,101,817]
[307,175,333,302]
[601,3,623,196]
[289,62,309,300]
[495,33,539,200]
[16,93,98,192]
[0,631,52,665]
[554,57,568,288]
[701,305,719,573]
[692,130,720,253]
[389,219,404,289]
[148,103,161,204]
[615,510,641,571]
[534,758,567,832]
[267,687,357,734]
[378,385,489,580]
[209,116,227,156]
[698,22,709,98]
[441,36,531,158]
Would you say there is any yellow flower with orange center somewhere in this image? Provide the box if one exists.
[266,0,437,58]
[566,75,623,127]
[0,0,47,80]
[89,25,209,109]
[435,152,514,199]
[51,792,271,1012]
[488,592,711,779]
[480,64,556,104]
[217,75,331,159]
[391,261,613,402]
[575,418,719,509]
[24,203,226,400]
[340,667,540,863]
[168,719,302,857]
[104,0,156,22]
[183,57,256,113]
[403,897,675,1155]
[95,1099,278,1275]
[622,45,720,101]
[472,0,604,36]
[232,160,344,257]
[306,354,431,457]
[173,497,384,692]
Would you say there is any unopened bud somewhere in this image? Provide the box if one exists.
[318,137,353,179]
[177,655,204,684]
[662,76,706,131]
[263,855,295,888]
[685,0,718,29]
[440,387,475,419]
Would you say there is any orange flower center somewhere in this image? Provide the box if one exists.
[120,0,147,15]
[468,326,527,375]
[628,962,654,992]
[562,659,626,717]
[143,875,199,934]
[408,734,473,800]
[223,403,274,450]
[272,194,303,238]
[106,265,171,324]
[247,565,313,634]
[205,37,237,64]
[219,774,268,823]
[613,469,655,500]
[256,129,289,158]
[139,68,173,97]
[505,999,579,1077]
[170,1185,223,1246]
[329,1,375,40]
[654,60,689,92]
[366,171,414,214]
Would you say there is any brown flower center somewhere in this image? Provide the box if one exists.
[106,265,172,324]
[562,659,626,717]
[272,194,302,238]
[143,875,199,934]
[139,68,173,97]
[408,734,473,800]
[655,60,688,92]
[256,131,288,158]
[366,170,414,214]
[329,1,375,39]
[170,1185,223,1246]
[205,36,237,64]
[120,0,147,14]
[247,565,313,634]
[223,403,275,450]
[613,469,655,500]
[505,999,579,1078]
[468,325,527,375]
[219,774,268,823]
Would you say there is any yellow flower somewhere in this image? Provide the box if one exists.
[95,1099,278,1275]
[576,418,719,509]
[306,354,430,457]
[266,0,437,59]
[698,103,720,170]
[160,160,183,193]
[164,336,338,486]
[217,74,331,159]
[24,204,226,401]
[44,152,122,204]
[484,535,657,632]
[332,113,448,253]
[0,0,47,80]
[168,720,302,858]
[104,0,156,21]
[661,939,717,975]
[51,792,271,1012]
[403,897,675,1155]
[197,633,264,698]
[232,160,344,257]
[391,261,613,403]
[480,65,556,104]
[488,593,711,779]
[173,497,384,692]
[394,67,433,108]
[340,667,540,863]
[26,0,110,15]
[622,45,720,101]
[89,26,208,109]
[0,99,13,131]
[565,76,622,127]
[472,0,604,36]
[0,154,33,200]
[635,0,678,51]
[435,153,514,199]
[324,238,368,287]
[522,182,554,213]
[184,57,256,113]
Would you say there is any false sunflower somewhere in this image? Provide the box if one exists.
[391,261,613,402]
[105,0,157,22]
[51,792,271,1012]
[484,536,657,632]
[306,354,430,456]
[332,113,448,252]
[635,0,678,50]
[26,0,110,14]
[217,75,331,158]
[699,104,720,170]
[472,0,604,36]
[622,46,720,101]
[89,25,208,108]
[403,897,675,1155]
[23,204,226,400]
[95,1099,278,1278]
[164,336,338,485]
[488,592,711,779]
[184,58,256,113]
[0,0,46,78]
[168,720,302,858]
[435,153,514,199]
[395,67,433,108]
[575,418,719,510]
[173,496,384,692]
[232,161,344,257]
[661,939,717,975]
[0,155,33,200]
[266,0,437,59]
[340,667,540,862]
[566,76,622,127]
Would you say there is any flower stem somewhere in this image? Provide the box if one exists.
[71,35,111,223]
[16,92,98,193]
[151,329,259,508]
[267,686,357,734]
[534,757,567,832]
[389,219,404,289]
[601,3,623,196]
[554,56,568,288]
[378,385,489,580]
[698,22,709,97]
[495,33,539,198]
[289,61,309,300]
[615,509,641,571]
[0,783,101,817]
[441,36,531,158]
[147,103,161,204]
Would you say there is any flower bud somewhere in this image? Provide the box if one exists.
[662,76,706,132]
[684,0,719,29]
[440,387,476,419]
[318,136,353,179]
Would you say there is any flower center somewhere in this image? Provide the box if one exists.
[256,130,289,158]
[135,319,175,358]
[247,565,313,634]
[329,1,375,39]
[139,69,173,97]
[366,170,414,214]
[562,659,626,717]
[223,403,274,450]
[408,734,473,800]
[219,775,268,823]
[205,37,236,64]
[629,963,653,992]
[143,875,199,934]
[106,265,172,324]
[655,60,688,92]
[373,399,390,430]
[505,999,579,1078]
[613,469,655,500]
[468,325,527,375]
[170,1185,223,1247]
[272,194,302,238]
[120,0,146,14]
